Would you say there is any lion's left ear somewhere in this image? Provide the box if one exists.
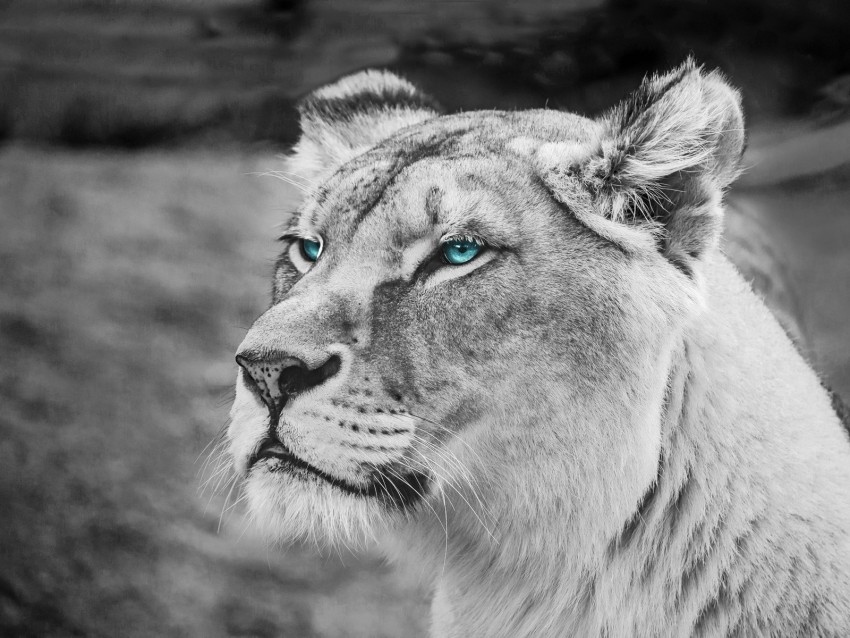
[538,59,745,275]
[286,70,441,185]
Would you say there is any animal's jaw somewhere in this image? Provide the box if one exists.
[247,433,431,508]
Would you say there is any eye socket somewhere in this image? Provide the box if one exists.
[441,237,483,265]
[300,238,323,262]
[285,235,323,274]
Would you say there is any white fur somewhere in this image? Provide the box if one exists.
[415,255,850,637]
[228,62,850,637]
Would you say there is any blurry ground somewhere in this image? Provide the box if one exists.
[1,1,849,637]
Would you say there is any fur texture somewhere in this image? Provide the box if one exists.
[228,61,850,637]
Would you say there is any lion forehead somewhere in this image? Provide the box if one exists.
[301,161,531,257]
[297,110,599,233]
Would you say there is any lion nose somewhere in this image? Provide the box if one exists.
[235,352,342,422]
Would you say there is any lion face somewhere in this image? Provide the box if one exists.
[229,64,744,549]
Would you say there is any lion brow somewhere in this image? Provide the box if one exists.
[424,186,443,225]
[276,216,302,241]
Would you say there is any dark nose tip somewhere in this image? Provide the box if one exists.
[235,352,342,422]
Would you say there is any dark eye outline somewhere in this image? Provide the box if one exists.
[412,235,489,281]
[440,236,484,265]
[277,232,324,274]
[300,237,323,262]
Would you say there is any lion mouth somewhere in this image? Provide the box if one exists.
[249,437,361,493]
[249,438,303,470]
[248,436,429,508]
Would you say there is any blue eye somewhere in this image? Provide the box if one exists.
[441,238,482,265]
[300,238,322,262]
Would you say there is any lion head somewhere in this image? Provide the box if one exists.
[228,60,745,555]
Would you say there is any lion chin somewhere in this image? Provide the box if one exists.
[244,466,388,549]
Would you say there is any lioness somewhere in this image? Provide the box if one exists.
[228,60,850,636]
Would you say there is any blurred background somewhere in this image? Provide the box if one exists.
[1,0,849,636]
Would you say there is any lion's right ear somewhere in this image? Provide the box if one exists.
[286,70,441,186]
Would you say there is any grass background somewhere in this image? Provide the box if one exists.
[1,1,849,636]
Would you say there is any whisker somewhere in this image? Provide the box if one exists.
[399,412,493,521]
[195,425,227,465]
[246,170,317,194]
[268,163,320,187]
[372,469,412,525]
[406,410,487,467]
[383,463,446,536]
[437,478,450,576]
[218,473,240,533]
[406,441,498,544]
[199,455,233,494]
[410,431,492,519]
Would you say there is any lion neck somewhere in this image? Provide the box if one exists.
[412,340,726,636]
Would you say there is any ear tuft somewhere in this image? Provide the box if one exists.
[535,59,745,276]
[286,70,440,187]
[588,57,744,223]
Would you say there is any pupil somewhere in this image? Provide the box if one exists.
[443,239,479,265]
[303,239,319,260]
